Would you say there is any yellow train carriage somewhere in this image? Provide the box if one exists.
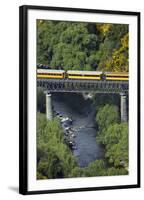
[67,70,102,80]
[37,68,129,81]
[37,69,65,79]
[105,72,129,81]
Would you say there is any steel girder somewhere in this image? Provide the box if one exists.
[37,79,128,94]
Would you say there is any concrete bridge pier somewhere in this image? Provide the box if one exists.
[120,93,127,122]
[46,93,53,120]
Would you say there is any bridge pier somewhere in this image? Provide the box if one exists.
[120,93,127,122]
[46,93,53,120]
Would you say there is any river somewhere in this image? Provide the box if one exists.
[52,93,104,167]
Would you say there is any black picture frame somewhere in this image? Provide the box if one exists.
[19,5,141,195]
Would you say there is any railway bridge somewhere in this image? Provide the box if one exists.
[37,78,128,122]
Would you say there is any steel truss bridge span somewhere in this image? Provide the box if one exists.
[37,79,128,94]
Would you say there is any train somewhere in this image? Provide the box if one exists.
[37,69,128,81]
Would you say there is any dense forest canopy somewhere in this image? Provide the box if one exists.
[37,20,129,72]
[37,113,76,179]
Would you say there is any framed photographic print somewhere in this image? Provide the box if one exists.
[19,5,140,195]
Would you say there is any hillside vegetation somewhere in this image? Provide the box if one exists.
[37,20,128,72]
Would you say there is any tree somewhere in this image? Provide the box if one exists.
[95,104,128,171]
[37,20,128,72]
[37,113,76,179]
[84,160,106,176]
[105,123,128,168]
[95,24,128,71]
[96,104,120,133]
[37,87,45,113]
[71,159,128,177]
[103,33,129,72]
[92,93,120,112]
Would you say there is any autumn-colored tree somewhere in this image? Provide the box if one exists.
[37,20,128,72]
[104,33,129,72]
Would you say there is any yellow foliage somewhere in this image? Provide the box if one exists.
[96,24,112,35]
[102,33,129,72]
[37,19,44,28]
[121,33,129,49]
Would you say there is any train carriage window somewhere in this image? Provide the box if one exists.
[106,74,128,77]
[68,74,100,77]
[106,76,128,77]
[38,73,63,76]
[38,72,63,75]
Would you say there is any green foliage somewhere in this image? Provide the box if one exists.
[71,167,85,177]
[71,160,105,177]
[37,172,47,180]
[37,113,76,179]
[102,33,129,72]
[92,93,120,112]
[95,103,128,170]
[37,21,98,70]
[105,123,128,168]
[37,87,46,113]
[106,167,128,176]
[96,104,120,132]
[37,20,128,72]
[71,160,128,177]
[95,24,128,72]
[84,160,106,176]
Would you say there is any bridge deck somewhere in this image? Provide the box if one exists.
[37,78,128,94]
